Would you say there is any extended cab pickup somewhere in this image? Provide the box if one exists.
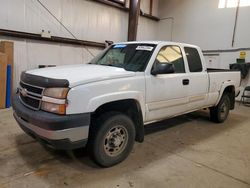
[13,41,241,167]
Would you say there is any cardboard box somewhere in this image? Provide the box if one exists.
[0,41,14,96]
[0,53,7,109]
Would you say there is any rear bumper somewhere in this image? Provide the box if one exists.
[12,94,90,150]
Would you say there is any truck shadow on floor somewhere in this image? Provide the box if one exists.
[144,110,210,135]
[13,109,249,186]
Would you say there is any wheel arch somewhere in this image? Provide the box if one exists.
[217,84,236,110]
[90,99,144,143]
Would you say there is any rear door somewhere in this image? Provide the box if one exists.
[183,46,209,110]
[145,45,190,122]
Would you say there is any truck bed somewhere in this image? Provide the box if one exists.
[207,69,241,98]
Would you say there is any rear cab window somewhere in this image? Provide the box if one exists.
[184,47,203,72]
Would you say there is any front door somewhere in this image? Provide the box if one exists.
[145,45,190,122]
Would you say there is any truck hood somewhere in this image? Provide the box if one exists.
[26,64,136,87]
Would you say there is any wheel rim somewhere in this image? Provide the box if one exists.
[103,125,128,157]
[220,99,229,120]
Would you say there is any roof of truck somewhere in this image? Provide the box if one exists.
[114,41,199,48]
[114,41,162,45]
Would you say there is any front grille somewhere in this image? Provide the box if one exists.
[20,82,43,95]
[19,81,44,110]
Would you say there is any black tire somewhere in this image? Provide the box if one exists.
[88,112,135,167]
[210,94,231,123]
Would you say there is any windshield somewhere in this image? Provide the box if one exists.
[89,43,156,72]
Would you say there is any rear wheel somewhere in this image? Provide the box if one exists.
[88,112,135,167]
[210,94,231,123]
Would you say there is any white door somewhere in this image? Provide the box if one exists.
[183,47,209,110]
[145,45,190,122]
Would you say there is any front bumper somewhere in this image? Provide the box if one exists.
[12,94,90,150]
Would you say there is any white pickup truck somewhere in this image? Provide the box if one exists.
[13,41,241,167]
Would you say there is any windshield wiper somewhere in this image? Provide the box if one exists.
[99,63,125,69]
[100,63,116,67]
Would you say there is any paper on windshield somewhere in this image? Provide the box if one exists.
[136,46,154,51]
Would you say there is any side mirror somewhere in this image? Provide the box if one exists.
[151,62,175,75]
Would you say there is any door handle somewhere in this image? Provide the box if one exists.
[182,79,189,85]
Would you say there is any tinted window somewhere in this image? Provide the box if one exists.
[184,47,203,72]
[155,46,185,73]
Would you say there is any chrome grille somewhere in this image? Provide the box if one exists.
[19,81,45,110]
[20,82,43,95]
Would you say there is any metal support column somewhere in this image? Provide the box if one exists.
[127,0,141,41]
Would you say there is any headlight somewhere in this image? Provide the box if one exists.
[43,88,69,99]
[41,88,69,115]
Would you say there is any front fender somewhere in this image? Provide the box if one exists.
[66,74,146,118]
[87,91,145,120]
[67,86,145,120]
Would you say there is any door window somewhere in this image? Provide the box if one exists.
[155,46,185,73]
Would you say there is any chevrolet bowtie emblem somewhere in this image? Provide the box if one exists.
[20,88,28,97]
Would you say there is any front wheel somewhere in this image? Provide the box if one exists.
[88,112,135,167]
[210,94,231,123]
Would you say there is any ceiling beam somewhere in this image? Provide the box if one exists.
[0,29,105,48]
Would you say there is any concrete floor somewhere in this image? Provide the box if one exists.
[0,104,250,188]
